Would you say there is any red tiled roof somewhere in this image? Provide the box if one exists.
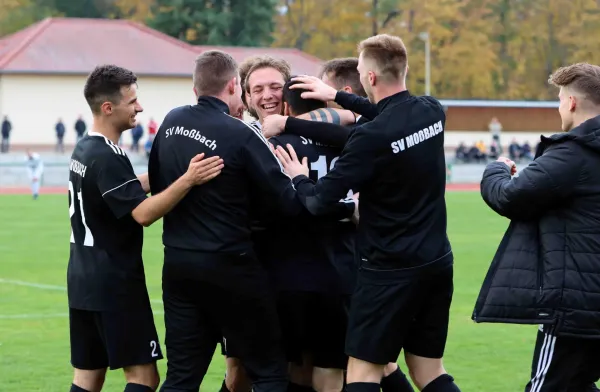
[0,17,323,77]
[0,18,201,76]
[194,46,323,76]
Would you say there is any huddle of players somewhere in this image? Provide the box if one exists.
[219,55,412,392]
[66,33,460,392]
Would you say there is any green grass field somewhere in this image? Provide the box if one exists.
[0,192,539,391]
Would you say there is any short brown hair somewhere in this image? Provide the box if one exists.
[194,50,238,96]
[239,56,261,104]
[244,56,291,93]
[549,63,600,105]
[358,34,408,82]
[84,65,137,114]
[319,57,366,97]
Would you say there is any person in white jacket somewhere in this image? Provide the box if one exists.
[25,150,44,199]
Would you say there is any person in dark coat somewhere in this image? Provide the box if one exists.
[75,115,86,142]
[55,118,66,153]
[474,63,600,391]
[1,115,11,153]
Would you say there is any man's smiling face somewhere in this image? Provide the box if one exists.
[247,67,285,122]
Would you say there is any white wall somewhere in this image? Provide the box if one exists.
[0,74,196,145]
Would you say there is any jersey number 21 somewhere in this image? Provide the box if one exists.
[69,180,94,246]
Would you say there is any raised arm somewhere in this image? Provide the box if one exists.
[481,144,581,220]
[289,75,378,120]
[334,91,378,121]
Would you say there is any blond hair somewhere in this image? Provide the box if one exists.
[358,34,408,82]
[244,56,291,93]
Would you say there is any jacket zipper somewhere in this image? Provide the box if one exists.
[537,255,544,295]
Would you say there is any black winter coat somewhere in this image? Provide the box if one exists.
[473,115,600,339]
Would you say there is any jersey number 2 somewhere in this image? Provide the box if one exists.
[69,180,94,246]
[150,340,159,357]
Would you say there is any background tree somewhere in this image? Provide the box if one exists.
[149,0,276,46]
[0,0,58,37]
[2,0,600,99]
[112,0,155,21]
[272,0,370,59]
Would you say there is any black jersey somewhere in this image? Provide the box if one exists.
[148,97,355,257]
[292,91,452,270]
[269,134,356,294]
[67,131,150,311]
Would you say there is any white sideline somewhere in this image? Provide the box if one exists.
[0,277,164,304]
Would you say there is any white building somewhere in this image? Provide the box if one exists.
[0,17,323,148]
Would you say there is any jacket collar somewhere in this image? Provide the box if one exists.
[197,96,230,114]
[376,90,411,113]
[542,115,600,144]
[536,115,600,158]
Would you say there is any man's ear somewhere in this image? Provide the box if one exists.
[283,102,291,116]
[343,86,353,94]
[193,87,199,98]
[569,95,577,112]
[228,78,236,95]
[100,101,113,116]
[368,71,376,87]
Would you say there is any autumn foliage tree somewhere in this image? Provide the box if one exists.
[2,0,600,100]
[272,0,600,100]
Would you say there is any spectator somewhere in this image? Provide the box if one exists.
[144,137,153,159]
[131,121,144,153]
[521,141,533,160]
[489,140,499,159]
[55,118,66,153]
[508,138,521,161]
[489,116,502,145]
[147,118,158,140]
[468,142,486,163]
[455,142,468,162]
[74,115,86,142]
[1,115,11,153]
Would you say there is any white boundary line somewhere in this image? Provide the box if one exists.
[0,277,163,304]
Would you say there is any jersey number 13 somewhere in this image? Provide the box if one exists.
[310,155,353,198]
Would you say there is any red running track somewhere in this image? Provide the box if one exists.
[0,184,481,194]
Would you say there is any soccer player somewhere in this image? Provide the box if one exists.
[477,63,600,391]
[148,50,357,392]
[25,149,44,200]
[216,56,358,392]
[319,58,370,125]
[267,78,355,392]
[67,64,224,392]
[265,58,415,392]
[263,58,414,392]
[275,34,461,392]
